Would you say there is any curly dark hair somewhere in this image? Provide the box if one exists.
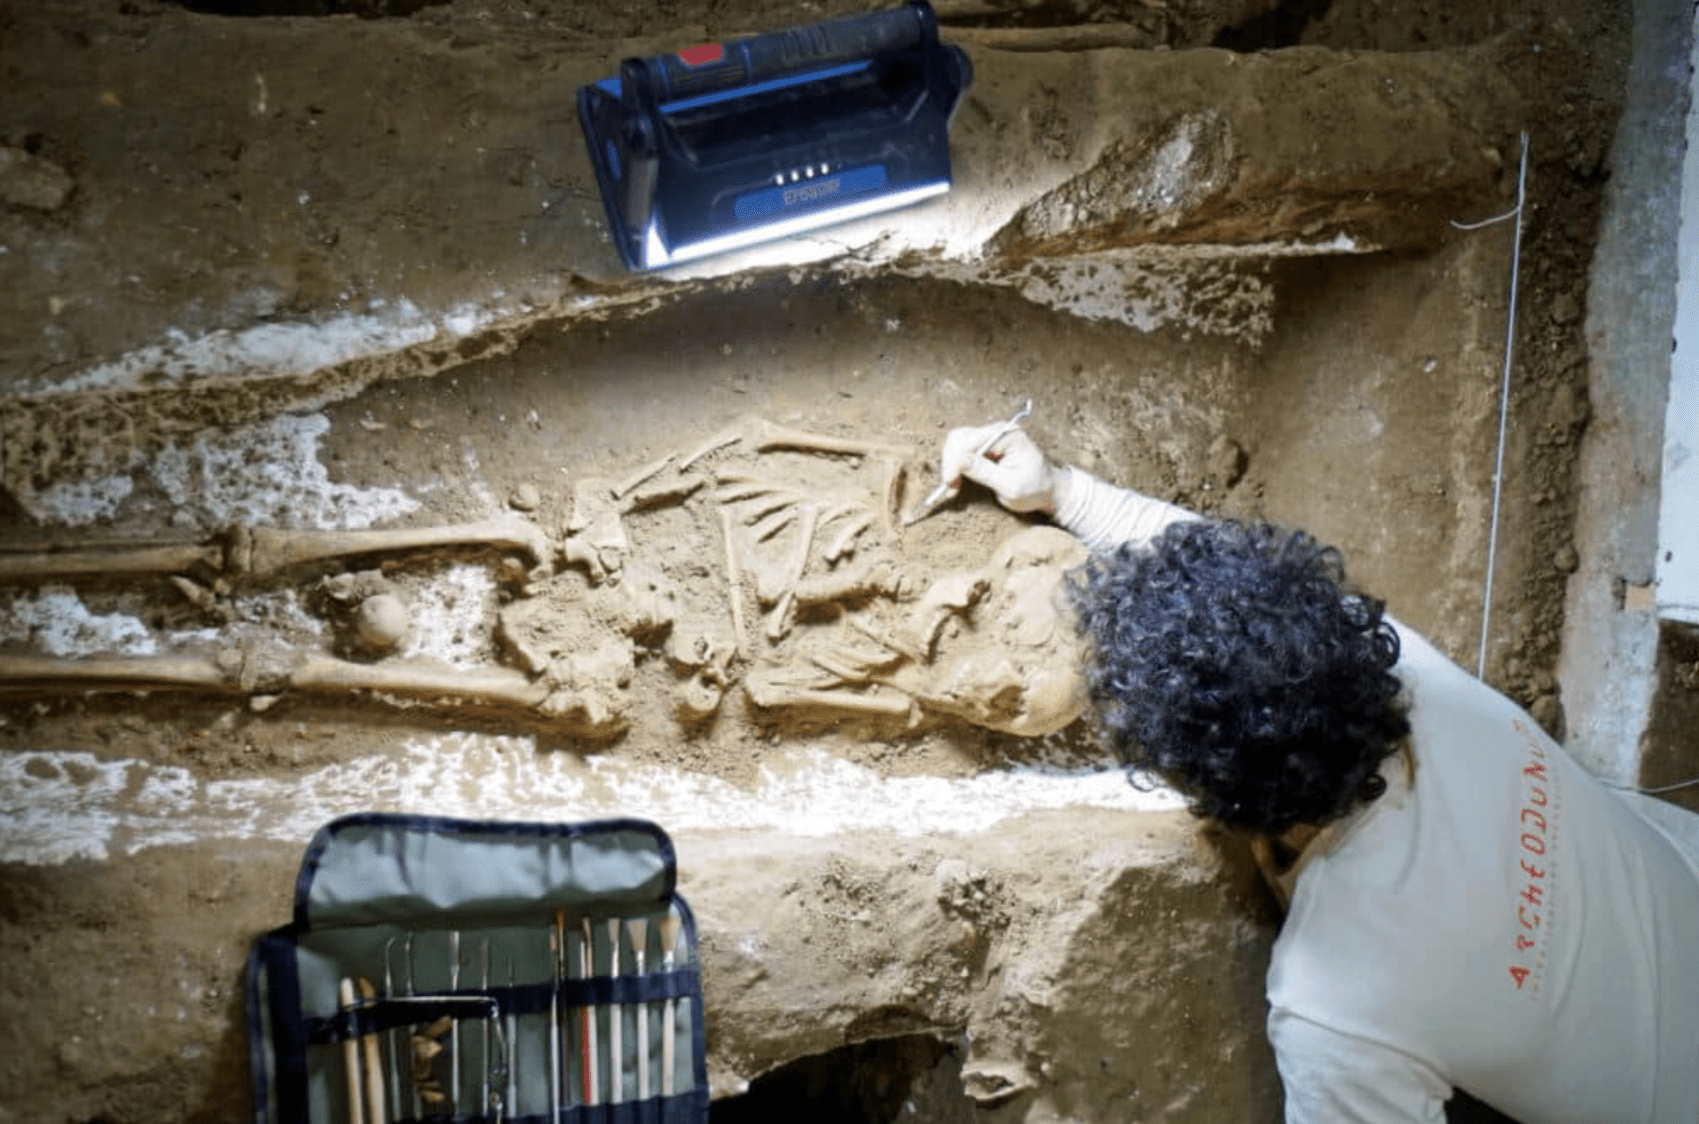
[1068,519,1409,836]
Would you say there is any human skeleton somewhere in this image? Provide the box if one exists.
[0,417,1088,738]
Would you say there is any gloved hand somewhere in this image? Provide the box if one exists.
[939,425,1061,514]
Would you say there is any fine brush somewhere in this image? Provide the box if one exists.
[659,908,682,1097]
[479,939,491,1117]
[550,912,564,1124]
[627,916,650,1101]
[506,956,519,1116]
[339,978,365,1124]
[383,939,404,1116]
[356,979,386,1124]
[607,916,623,1103]
[403,934,420,1120]
[449,930,462,1111]
[581,917,598,1106]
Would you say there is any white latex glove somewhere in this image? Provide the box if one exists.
[939,425,1061,514]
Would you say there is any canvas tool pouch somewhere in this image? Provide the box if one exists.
[246,813,709,1124]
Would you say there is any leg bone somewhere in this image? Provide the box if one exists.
[0,540,223,582]
[231,514,550,578]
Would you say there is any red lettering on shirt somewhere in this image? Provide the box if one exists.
[1505,723,1561,995]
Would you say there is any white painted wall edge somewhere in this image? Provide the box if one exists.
[1658,5,1699,627]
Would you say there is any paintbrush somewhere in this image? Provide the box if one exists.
[606,917,623,1103]
[402,935,421,1120]
[339,978,366,1124]
[550,912,564,1124]
[449,930,461,1111]
[382,940,403,1117]
[581,917,598,1106]
[506,956,519,1116]
[659,908,682,1097]
[627,916,650,1101]
[356,979,386,1124]
[479,940,490,1118]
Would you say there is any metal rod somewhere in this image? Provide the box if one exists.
[383,940,404,1117]
[449,930,462,1111]
[404,935,421,1120]
[1452,131,1530,680]
[506,957,519,1117]
[480,939,491,1117]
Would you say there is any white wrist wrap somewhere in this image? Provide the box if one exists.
[1052,466,1198,552]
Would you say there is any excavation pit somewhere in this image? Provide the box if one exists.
[0,0,1661,1121]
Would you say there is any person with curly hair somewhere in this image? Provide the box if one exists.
[936,423,1699,1124]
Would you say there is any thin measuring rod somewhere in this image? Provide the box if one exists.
[1460,131,1530,680]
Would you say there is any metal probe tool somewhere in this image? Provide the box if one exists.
[904,399,1032,526]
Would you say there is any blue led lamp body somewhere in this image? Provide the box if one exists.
[577,0,973,271]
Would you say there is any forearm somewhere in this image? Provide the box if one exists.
[1051,465,1199,551]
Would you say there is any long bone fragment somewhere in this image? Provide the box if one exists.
[0,516,555,588]
[808,646,901,683]
[718,509,748,657]
[0,652,240,693]
[231,514,551,578]
[0,650,559,713]
[620,474,704,512]
[743,668,914,719]
[0,540,225,583]
[844,613,925,663]
[791,561,911,608]
[748,418,908,460]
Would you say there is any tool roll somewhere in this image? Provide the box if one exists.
[246,814,709,1124]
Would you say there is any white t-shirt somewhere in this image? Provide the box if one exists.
[1055,468,1699,1124]
[1269,626,1699,1123]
